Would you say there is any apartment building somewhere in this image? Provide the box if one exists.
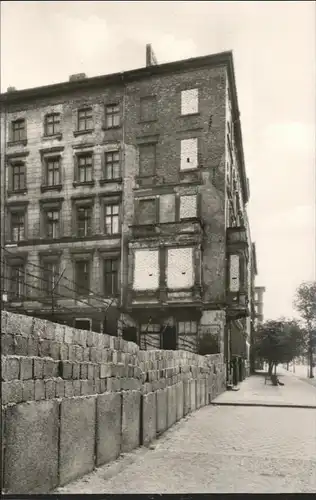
[0,46,255,379]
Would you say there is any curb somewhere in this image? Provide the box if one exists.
[210,402,316,410]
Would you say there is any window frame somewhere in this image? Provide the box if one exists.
[177,320,198,335]
[45,156,61,186]
[11,118,26,142]
[76,205,93,238]
[104,203,120,235]
[74,259,91,296]
[77,107,93,132]
[105,103,120,129]
[10,211,26,242]
[8,262,26,300]
[75,153,93,184]
[44,113,61,137]
[45,209,60,239]
[103,258,119,296]
[104,150,121,180]
[11,162,26,192]
[41,259,60,295]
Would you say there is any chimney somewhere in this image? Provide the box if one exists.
[69,73,87,82]
[146,44,158,67]
[7,86,17,92]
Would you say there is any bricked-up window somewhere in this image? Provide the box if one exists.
[75,261,90,295]
[140,96,157,122]
[105,151,120,180]
[11,119,26,142]
[11,212,25,241]
[167,247,194,289]
[77,154,93,182]
[46,157,61,186]
[104,259,119,296]
[42,261,59,294]
[139,144,156,176]
[180,195,197,219]
[9,263,25,299]
[11,163,26,191]
[137,198,156,225]
[105,204,119,234]
[105,104,120,129]
[77,108,93,131]
[133,249,159,291]
[229,254,240,292]
[45,210,60,239]
[181,89,199,115]
[77,206,92,237]
[45,113,60,136]
[180,138,198,171]
[159,193,175,223]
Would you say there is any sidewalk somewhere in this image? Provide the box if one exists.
[212,368,316,408]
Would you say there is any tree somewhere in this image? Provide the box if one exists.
[254,319,306,376]
[294,281,316,378]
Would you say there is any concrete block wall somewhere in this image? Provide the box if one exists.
[1,311,226,494]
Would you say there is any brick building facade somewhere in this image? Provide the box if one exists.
[0,48,257,382]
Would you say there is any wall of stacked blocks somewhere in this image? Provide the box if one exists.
[1,311,226,494]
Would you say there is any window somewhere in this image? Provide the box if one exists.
[11,212,25,241]
[105,104,120,128]
[180,139,198,171]
[178,321,197,335]
[180,195,197,219]
[9,264,25,298]
[181,89,199,115]
[167,247,194,289]
[104,259,119,296]
[45,113,60,136]
[75,261,90,295]
[11,163,26,191]
[104,204,119,234]
[140,96,157,122]
[229,254,240,292]
[11,119,26,142]
[77,154,93,183]
[42,261,59,294]
[74,318,92,331]
[46,157,61,186]
[77,206,92,237]
[140,323,161,350]
[133,249,159,291]
[104,151,120,180]
[137,198,156,225]
[77,108,93,131]
[45,210,60,239]
[139,144,156,176]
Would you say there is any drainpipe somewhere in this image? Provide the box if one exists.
[119,74,126,337]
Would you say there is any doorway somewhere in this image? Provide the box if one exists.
[162,326,177,350]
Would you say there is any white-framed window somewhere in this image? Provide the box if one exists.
[167,247,194,289]
[181,88,199,115]
[133,249,159,290]
[180,138,198,171]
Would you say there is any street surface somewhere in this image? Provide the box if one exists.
[56,370,316,494]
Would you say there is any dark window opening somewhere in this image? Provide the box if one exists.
[75,260,90,295]
[104,259,119,296]
[45,113,61,136]
[77,108,93,131]
[11,212,25,241]
[11,163,26,191]
[77,154,93,182]
[12,119,26,142]
[105,151,120,180]
[77,206,92,237]
[46,158,60,185]
[105,104,120,128]
[104,204,119,234]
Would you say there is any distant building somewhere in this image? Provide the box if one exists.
[254,286,266,326]
[0,45,258,384]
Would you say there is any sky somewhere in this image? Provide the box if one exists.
[1,1,315,320]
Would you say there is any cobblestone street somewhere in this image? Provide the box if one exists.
[57,371,316,494]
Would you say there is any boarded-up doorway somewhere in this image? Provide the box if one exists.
[162,326,177,350]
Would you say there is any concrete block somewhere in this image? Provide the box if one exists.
[60,344,68,361]
[34,380,45,400]
[3,400,59,493]
[45,379,56,399]
[2,356,20,381]
[61,361,73,379]
[5,313,33,337]
[142,392,157,446]
[22,380,35,402]
[2,380,23,405]
[100,363,113,378]
[33,358,44,378]
[83,348,90,362]
[156,389,167,434]
[196,378,201,409]
[54,324,65,343]
[59,396,96,486]
[27,337,39,356]
[121,390,141,453]
[43,359,58,379]
[65,381,74,398]
[73,380,81,397]
[1,334,15,355]
[90,347,97,363]
[96,392,121,466]
[20,357,33,380]
[75,345,84,362]
[88,363,94,380]
[80,363,88,379]
[38,339,51,357]
[167,385,177,429]
[64,326,74,344]
[56,378,65,398]
[200,379,206,407]
[72,363,80,380]
[15,336,28,356]
[190,379,196,412]
[176,382,184,421]
[68,345,76,362]
[50,342,60,360]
